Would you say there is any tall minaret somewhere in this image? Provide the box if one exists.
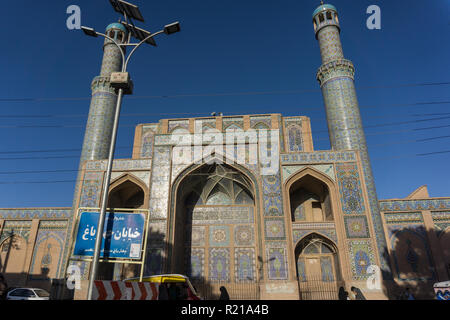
[79,22,127,164]
[313,3,392,277]
[63,23,128,279]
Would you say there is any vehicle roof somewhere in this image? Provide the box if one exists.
[434,281,450,288]
[125,274,189,282]
[8,287,48,290]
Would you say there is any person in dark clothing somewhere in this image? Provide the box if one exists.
[219,286,230,300]
[0,274,8,300]
[351,286,366,300]
[338,286,349,300]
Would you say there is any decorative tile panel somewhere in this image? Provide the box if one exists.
[336,163,365,215]
[380,200,450,212]
[189,206,254,225]
[235,248,256,282]
[209,248,230,281]
[234,225,255,246]
[348,240,376,280]
[344,216,370,238]
[264,219,286,240]
[267,247,288,280]
[281,151,356,164]
[209,226,230,247]
[79,171,104,208]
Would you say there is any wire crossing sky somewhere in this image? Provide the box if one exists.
[0,0,449,207]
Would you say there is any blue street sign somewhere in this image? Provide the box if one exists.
[73,211,145,260]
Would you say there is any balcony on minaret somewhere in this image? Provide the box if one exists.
[312,4,340,37]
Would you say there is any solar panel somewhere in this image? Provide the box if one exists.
[109,0,145,22]
[121,21,157,46]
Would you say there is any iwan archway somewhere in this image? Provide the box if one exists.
[167,160,262,298]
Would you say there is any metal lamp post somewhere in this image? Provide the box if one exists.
[81,21,180,300]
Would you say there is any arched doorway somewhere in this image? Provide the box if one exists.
[171,163,257,284]
[97,176,147,280]
[295,234,341,300]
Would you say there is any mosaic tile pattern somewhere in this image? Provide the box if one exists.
[282,164,335,183]
[336,163,365,215]
[223,117,244,130]
[148,147,171,219]
[29,222,67,280]
[194,118,216,132]
[168,119,190,133]
[0,220,32,243]
[267,247,288,280]
[284,118,303,152]
[79,171,104,208]
[379,200,450,212]
[85,159,152,171]
[348,240,376,280]
[189,206,254,225]
[264,219,286,240]
[344,216,370,238]
[187,248,204,279]
[384,212,423,224]
[292,228,338,245]
[235,248,256,282]
[209,248,230,281]
[209,226,230,247]
[0,209,72,219]
[431,211,450,221]
[190,226,206,246]
[234,225,255,246]
[281,151,356,164]
[140,128,155,158]
[250,115,271,130]
[317,24,344,64]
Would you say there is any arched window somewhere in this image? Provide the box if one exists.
[289,174,333,222]
[319,13,325,23]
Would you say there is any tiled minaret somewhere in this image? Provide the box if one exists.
[313,3,392,277]
[79,22,127,164]
[63,23,128,276]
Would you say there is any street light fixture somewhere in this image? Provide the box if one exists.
[164,21,181,35]
[81,26,98,37]
[80,3,180,300]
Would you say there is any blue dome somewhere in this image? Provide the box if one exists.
[313,4,337,18]
[106,22,127,33]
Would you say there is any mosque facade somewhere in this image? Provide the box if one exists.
[0,3,449,300]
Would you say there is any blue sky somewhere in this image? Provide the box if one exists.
[0,0,449,208]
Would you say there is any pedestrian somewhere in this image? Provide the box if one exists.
[219,286,230,300]
[338,286,349,300]
[404,288,415,300]
[158,283,169,300]
[350,286,366,300]
[0,274,7,300]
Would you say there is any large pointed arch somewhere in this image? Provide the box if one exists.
[167,155,263,280]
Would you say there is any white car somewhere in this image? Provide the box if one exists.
[6,288,50,300]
